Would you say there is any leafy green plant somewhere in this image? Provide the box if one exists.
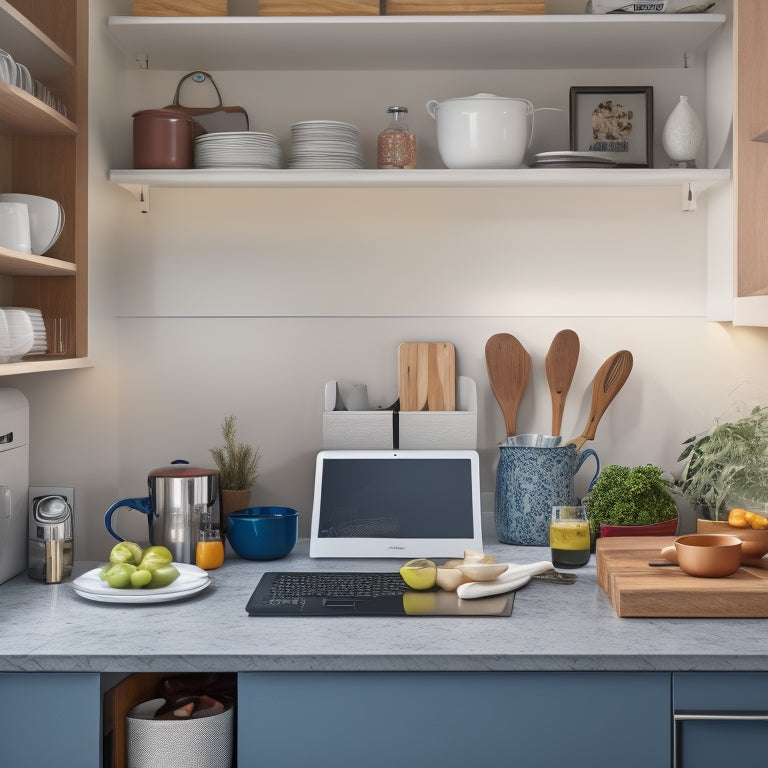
[210,415,261,491]
[584,464,678,539]
[677,405,768,521]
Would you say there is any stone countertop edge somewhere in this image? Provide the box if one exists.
[2,538,768,674]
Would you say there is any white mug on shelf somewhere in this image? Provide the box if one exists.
[0,202,31,253]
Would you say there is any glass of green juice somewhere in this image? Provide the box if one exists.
[550,505,590,569]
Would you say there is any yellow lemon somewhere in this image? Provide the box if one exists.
[399,558,437,590]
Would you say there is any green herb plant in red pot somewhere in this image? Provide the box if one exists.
[584,464,679,547]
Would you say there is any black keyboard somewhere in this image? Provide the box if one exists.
[267,572,408,600]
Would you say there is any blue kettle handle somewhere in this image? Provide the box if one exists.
[104,497,151,541]
[575,448,600,491]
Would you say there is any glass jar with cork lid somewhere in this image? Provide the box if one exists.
[377,106,417,169]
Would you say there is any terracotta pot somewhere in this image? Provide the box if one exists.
[599,518,679,538]
[220,488,252,534]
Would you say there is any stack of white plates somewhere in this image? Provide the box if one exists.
[288,121,364,169]
[529,151,620,169]
[0,193,64,256]
[194,131,284,169]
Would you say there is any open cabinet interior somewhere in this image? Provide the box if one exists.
[0,0,87,370]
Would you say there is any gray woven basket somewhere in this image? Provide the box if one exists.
[126,697,233,768]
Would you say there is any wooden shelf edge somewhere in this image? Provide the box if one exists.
[0,357,91,376]
[0,247,76,277]
[0,83,76,137]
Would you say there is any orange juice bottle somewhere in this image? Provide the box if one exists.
[196,529,224,570]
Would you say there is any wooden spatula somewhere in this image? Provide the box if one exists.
[485,333,531,437]
[398,342,456,411]
[565,349,633,451]
[545,329,580,436]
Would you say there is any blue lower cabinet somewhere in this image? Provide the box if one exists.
[0,672,101,768]
[238,671,671,768]
[674,672,768,768]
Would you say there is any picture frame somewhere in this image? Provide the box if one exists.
[569,86,653,168]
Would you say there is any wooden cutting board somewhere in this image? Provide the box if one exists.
[596,536,768,618]
[398,342,456,412]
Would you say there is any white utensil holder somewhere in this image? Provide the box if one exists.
[126,698,233,768]
[323,376,477,449]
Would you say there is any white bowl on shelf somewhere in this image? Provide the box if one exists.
[0,193,63,255]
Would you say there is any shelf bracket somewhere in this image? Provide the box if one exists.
[119,183,151,213]
[682,181,700,212]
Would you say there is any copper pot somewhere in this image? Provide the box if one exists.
[132,108,205,169]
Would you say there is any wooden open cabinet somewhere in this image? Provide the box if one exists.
[734,0,768,324]
[0,0,87,372]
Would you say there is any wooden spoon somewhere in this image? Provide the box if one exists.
[545,329,580,436]
[485,333,532,437]
[565,349,633,451]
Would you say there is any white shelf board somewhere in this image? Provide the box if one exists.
[0,0,73,78]
[733,296,768,327]
[109,166,728,187]
[107,13,726,71]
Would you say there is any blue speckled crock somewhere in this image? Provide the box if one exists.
[494,445,600,546]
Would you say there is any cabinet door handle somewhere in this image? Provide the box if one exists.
[674,711,768,768]
[675,711,768,721]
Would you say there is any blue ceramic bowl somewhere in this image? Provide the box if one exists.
[226,506,298,560]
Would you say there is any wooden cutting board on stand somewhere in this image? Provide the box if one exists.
[398,342,456,411]
[596,536,768,618]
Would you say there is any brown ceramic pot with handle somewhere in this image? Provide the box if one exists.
[132,108,205,169]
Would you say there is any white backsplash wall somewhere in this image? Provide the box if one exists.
[113,315,768,546]
[8,0,762,559]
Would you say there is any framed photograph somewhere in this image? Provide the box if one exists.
[569,86,653,168]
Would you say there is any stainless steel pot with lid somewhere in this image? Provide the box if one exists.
[104,460,220,564]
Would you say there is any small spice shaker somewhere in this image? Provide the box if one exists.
[377,106,417,169]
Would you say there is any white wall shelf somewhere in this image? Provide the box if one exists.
[107,13,726,71]
[109,167,730,212]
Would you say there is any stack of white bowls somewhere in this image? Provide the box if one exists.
[0,309,33,363]
[0,308,46,362]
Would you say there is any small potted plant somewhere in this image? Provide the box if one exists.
[677,405,768,521]
[584,463,679,543]
[210,415,261,533]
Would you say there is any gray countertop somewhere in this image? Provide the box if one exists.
[1,539,767,674]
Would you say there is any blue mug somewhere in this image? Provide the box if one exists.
[495,444,600,546]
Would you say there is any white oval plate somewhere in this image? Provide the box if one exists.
[72,579,210,604]
[71,562,210,602]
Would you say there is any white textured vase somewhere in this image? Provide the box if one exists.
[662,95,704,167]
